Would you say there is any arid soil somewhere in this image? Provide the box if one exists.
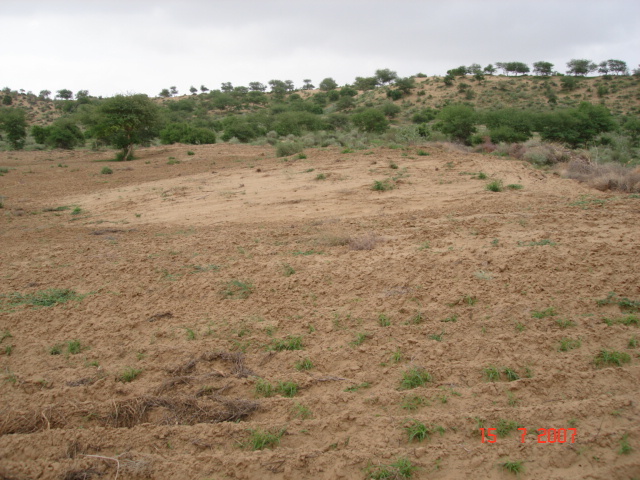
[1,143,639,480]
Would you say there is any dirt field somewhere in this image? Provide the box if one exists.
[1,143,639,480]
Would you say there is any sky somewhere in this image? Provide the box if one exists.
[1,0,639,98]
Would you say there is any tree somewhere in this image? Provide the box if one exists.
[90,94,161,160]
[56,89,73,100]
[566,59,596,76]
[189,86,198,95]
[268,79,287,97]
[505,62,530,76]
[200,85,209,93]
[433,104,477,144]
[447,66,468,77]
[597,61,610,75]
[169,86,178,96]
[467,64,483,75]
[159,122,216,145]
[533,61,554,76]
[483,64,496,75]
[0,107,27,149]
[284,80,295,92]
[353,76,378,91]
[351,108,389,133]
[221,82,233,93]
[2,95,12,105]
[394,77,415,94]
[302,79,314,90]
[249,82,267,92]
[159,88,171,98]
[39,90,51,100]
[606,59,628,75]
[538,102,615,147]
[375,68,398,85]
[319,77,338,91]
[32,119,84,149]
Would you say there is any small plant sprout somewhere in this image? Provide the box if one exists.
[594,350,631,368]
[254,378,274,397]
[501,460,524,475]
[558,338,581,352]
[531,307,557,318]
[503,367,520,381]
[243,428,286,450]
[270,335,303,351]
[277,381,299,397]
[378,313,391,327]
[404,420,433,442]
[292,402,312,419]
[484,366,501,382]
[295,358,314,371]
[400,367,432,390]
[118,367,142,383]
[351,332,369,346]
[486,179,504,192]
[365,457,417,479]
[619,433,632,455]
[401,395,429,411]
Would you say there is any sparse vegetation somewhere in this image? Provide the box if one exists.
[400,367,432,390]
[594,350,631,367]
[117,367,142,383]
[365,457,417,479]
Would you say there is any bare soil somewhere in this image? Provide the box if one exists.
[1,143,639,480]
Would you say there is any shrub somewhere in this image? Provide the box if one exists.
[275,141,303,157]
[159,122,216,145]
[351,108,389,133]
[101,167,113,175]
[563,160,640,193]
[400,367,432,389]
[433,104,477,144]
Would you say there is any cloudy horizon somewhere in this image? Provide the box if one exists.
[2,0,639,98]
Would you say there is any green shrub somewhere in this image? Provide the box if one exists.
[433,104,477,144]
[160,122,216,145]
[351,108,389,133]
[101,167,113,175]
[275,141,303,157]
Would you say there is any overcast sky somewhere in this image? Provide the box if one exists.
[2,0,639,98]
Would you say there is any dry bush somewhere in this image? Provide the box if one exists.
[0,406,66,435]
[105,395,259,428]
[349,232,382,251]
[316,229,351,247]
[563,161,640,193]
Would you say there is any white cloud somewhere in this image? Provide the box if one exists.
[1,0,638,97]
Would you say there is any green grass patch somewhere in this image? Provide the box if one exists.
[400,367,432,390]
[117,367,142,382]
[365,457,417,479]
[269,335,303,351]
[221,280,253,299]
[242,428,286,450]
[2,288,84,309]
[531,307,557,318]
[594,350,631,368]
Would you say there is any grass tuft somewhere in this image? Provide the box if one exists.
[400,367,432,390]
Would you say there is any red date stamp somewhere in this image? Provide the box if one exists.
[480,428,577,444]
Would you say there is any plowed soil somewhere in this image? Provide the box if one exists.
[1,143,639,480]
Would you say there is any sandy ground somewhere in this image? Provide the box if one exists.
[1,143,639,480]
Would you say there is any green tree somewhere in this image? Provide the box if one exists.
[538,102,615,147]
[433,104,477,144]
[606,59,628,75]
[447,66,468,77]
[249,82,267,92]
[353,76,378,91]
[33,119,84,149]
[0,107,27,149]
[2,95,12,105]
[159,122,216,144]
[169,86,178,96]
[90,94,161,160]
[319,77,338,91]
[56,89,73,100]
[566,59,596,76]
[302,79,314,90]
[221,82,233,93]
[375,68,398,85]
[39,90,51,100]
[533,61,554,76]
[351,108,389,133]
[483,64,496,75]
[159,88,171,98]
[189,86,198,95]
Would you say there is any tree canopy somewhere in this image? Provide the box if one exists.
[89,94,161,160]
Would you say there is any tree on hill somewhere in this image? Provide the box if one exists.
[604,59,628,75]
[353,76,378,91]
[319,78,338,91]
[249,82,267,92]
[566,59,596,76]
[221,82,233,93]
[159,88,171,98]
[0,107,27,149]
[302,79,315,90]
[39,90,51,100]
[447,66,468,77]
[483,64,496,75]
[189,86,198,95]
[375,69,398,85]
[505,62,530,76]
[200,85,209,93]
[533,61,554,76]
[89,94,161,161]
[169,86,178,96]
[56,89,73,100]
